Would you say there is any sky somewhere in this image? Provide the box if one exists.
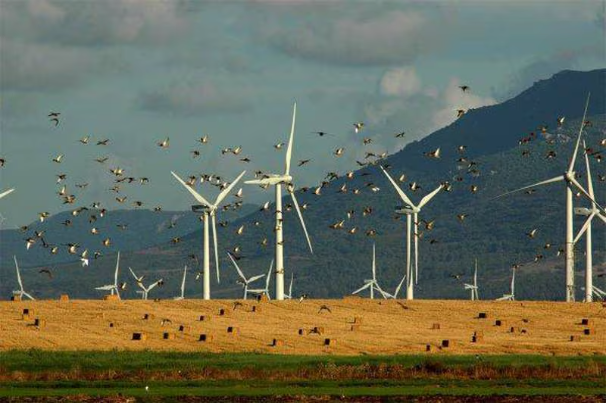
[0,0,604,228]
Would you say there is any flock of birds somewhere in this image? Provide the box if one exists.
[2,84,606,300]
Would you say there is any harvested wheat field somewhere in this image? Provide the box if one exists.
[1,298,604,355]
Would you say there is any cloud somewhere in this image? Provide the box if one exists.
[432,78,496,130]
[136,82,253,117]
[265,10,443,66]
[379,67,422,97]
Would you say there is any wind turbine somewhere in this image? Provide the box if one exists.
[244,102,313,300]
[174,266,188,301]
[0,189,15,200]
[248,260,274,300]
[463,259,480,300]
[284,273,294,300]
[351,243,389,299]
[95,251,122,299]
[380,166,443,300]
[496,267,515,301]
[381,275,407,299]
[497,94,603,302]
[13,256,34,300]
[573,140,606,302]
[129,266,163,300]
[227,253,265,300]
[171,170,246,300]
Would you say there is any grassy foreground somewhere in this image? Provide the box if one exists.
[0,351,605,399]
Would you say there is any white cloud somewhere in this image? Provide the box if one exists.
[380,67,422,97]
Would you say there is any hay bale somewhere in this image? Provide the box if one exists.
[495,319,506,326]
[252,306,261,313]
[324,338,336,346]
[350,324,361,332]
[441,339,453,348]
[199,315,210,322]
[132,332,147,341]
[298,328,305,335]
[570,335,581,342]
[431,323,441,330]
[521,329,528,334]
[509,326,521,333]
[227,326,239,336]
[178,325,190,332]
[143,313,155,320]
[313,326,325,335]
[425,344,435,352]
[109,322,116,328]
[163,332,176,340]
[34,318,46,328]
[583,328,595,335]
[272,338,284,347]
[478,312,488,319]
[219,308,228,316]
[59,294,69,301]
[257,294,269,303]
[22,308,33,316]
[199,334,213,342]
[11,295,22,301]
[472,330,484,343]
[581,318,593,326]
[353,317,363,324]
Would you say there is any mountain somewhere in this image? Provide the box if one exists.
[1,69,604,301]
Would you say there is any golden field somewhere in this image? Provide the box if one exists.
[0,298,604,355]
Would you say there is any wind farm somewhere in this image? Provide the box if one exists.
[0,1,605,401]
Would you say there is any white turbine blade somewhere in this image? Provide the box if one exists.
[181,266,187,292]
[95,285,114,291]
[568,176,606,213]
[227,252,246,281]
[352,282,372,295]
[128,267,138,281]
[394,275,406,298]
[573,213,595,244]
[211,212,220,283]
[289,273,294,296]
[149,280,162,291]
[597,213,606,225]
[372,243,376,281]
[23,292,35,301]
[374,283,389,299]
[14,256,23,290]
[380,166,416,208]
[418,184,443,209]
[171,171,213,207]
[114,252,120,286]
[511,269,515,296]
[496,176,564,199]
[289,190,313,253]
[215,171,247,207]
[583,140,596,199]
[568,93,590,173]
[0,188,15,199]
[265,259,273,290]
[244,178,272,185]
[284,102,296,176]
[248,274,265,284]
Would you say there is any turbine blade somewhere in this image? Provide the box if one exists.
[0,188,15,199]
[244,178,272,185]
[568,93,590,173]
[495,176,564,199]
[181,266,187,291]
[573,213,595,244]
[289,273,294,296]
[372,243,376,281]
[128,267,138,280]
[171,171,213,207]
[211,212,220,283]
[249,274,265,283]
[14,256,23,289]
[568,176,606,213]
[583,140,596,199]
[266,259,273,289]
[418,184,443,209]
[115,251,120,286]
[289,190,313,253]
[380,166,416,208]
[352,283,371,295]
[227,252,246,281]
[394,275,406,298]
[285,102,296,176]
[597,213,606,224]
[215,170,246,207]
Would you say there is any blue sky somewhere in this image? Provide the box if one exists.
[0,0,604,228]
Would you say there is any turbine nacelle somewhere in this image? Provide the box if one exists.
[574,207,593,216]
[395,206,418,215]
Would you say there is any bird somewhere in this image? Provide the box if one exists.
[102,238,111,247]
[38,268,53,279]
[459,85,469,92]
[557,116,565,126]
[395,131,406,138]
[274,142,284,150]
[233,301,243,310]
[318,305,332,314]
[353,123,364,133]
[298,159,311,166]
[79,136,90,145]
[198,135,209,144]
[52,154,63,163]
[457,109,466,118]
[96,139,110,146]
[334,148,345,157]
[160,319,172,326]
[457,145,467,153]
[425,148,440,159]
[526,229,538,238]
[470,185,479,193]
[95,156,109,164]
[157,137,170,148]
[457,213,468,222]
[236,225,245,235]
[298,294,309,303]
